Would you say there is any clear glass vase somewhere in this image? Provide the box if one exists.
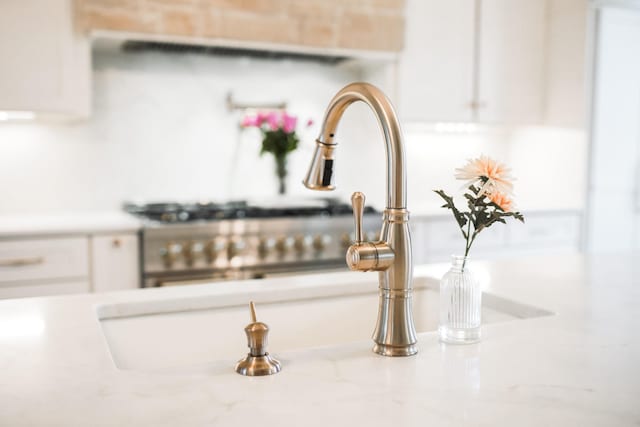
[275,155,287,195]
[438,255,482,344]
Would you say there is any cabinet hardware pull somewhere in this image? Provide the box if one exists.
[0,256,45,267]
[468,101,487,110]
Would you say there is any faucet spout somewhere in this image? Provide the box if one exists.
[303,82,418,357]
[303,83,407,209]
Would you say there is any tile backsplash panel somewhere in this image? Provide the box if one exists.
[0,47,587,214]
[0,48,359,213]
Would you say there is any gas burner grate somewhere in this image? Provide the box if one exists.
[123,199,377,223]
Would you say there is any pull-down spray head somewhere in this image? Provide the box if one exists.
[302,140,336,191]
[301,82,406,209]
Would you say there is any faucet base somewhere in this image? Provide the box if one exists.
[373,343,418,357]
[235,353,281,376]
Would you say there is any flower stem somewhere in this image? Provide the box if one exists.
[275,155,287,195]
[464,219,472,255]
[463,216,473,270]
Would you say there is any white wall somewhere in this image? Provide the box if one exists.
[403,125,587,215]
[405,127,510,214]
[0,46,366,213]
[0,46,587,215]
[507,126,588,211]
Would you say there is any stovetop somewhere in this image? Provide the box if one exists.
[124,198,377,223]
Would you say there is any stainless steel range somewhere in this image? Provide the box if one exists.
[125,199,381,287]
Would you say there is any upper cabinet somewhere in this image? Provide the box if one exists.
[476,0,546,124]
[397,0,587,127]
[543,0,588,128]
[0,0,90,119]
[396,0,476,123]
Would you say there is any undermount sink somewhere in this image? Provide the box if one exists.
[97,275,552,372]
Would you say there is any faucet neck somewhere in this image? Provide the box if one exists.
[317,83,407,210]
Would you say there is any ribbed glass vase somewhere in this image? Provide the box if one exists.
[438,255,482,344]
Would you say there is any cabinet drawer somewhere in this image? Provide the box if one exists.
[508,214,581,246]
[0,237,89,284]
[420,218,505,253]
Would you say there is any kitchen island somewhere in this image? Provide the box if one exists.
[0,254,638,426]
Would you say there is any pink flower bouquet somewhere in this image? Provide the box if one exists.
[241,111,313,194]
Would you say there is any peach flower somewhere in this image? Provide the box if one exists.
[488,191,513,212]
[455,155,515,195]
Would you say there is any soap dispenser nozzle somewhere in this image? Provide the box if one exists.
[235,301,281,376]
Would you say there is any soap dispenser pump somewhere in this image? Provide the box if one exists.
[235,302,281,376]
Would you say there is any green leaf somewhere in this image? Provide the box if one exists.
[513,211,525,223]
[260,129,300,157]
[433,190,468,230]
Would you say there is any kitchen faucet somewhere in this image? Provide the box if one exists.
[303,82,417,356]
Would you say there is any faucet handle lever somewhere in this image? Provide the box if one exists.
[347,191,394,272]
[351,192,365,243]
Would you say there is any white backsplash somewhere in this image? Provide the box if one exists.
[406,125,588,215]
[0,47,587,215]
[505,126,588,212]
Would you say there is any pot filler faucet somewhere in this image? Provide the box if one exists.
[303,82,417,357]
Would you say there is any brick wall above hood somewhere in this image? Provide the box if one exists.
[75,0,406,57]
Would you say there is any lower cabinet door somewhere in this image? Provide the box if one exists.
[91,234,140,292]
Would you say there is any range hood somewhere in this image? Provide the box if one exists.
[77,0,404,62]
[120,40,349,65]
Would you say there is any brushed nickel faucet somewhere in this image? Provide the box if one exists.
[303,82,417,356]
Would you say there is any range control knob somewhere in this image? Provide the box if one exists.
[204,239,226,263]
[182,241,204,266]
[312,234,331,251]
[341,232,354,249]
[366,231,380,242]
[275,236,294,254]
[294,234,312,254]
[258,237,276,259]
[160,242,182,268]
[227,237,246,259]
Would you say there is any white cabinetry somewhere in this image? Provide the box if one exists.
[398,0,570,126]
[91,234,139,293]
[0,0,90,118]
[397,0,475,122]
[544,0,588,128]
[0,233,140,299]
[412,211,582,263]
[477,0,546,124]
[0,237,90,299]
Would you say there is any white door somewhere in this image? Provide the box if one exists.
[586,6,640,252]
[477,0,546,124]
[91,234,140,292]
[0,0,89,117]
[396,0,475,123]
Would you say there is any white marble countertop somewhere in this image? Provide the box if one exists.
[0,254,638,426]
[0,212,142,238]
